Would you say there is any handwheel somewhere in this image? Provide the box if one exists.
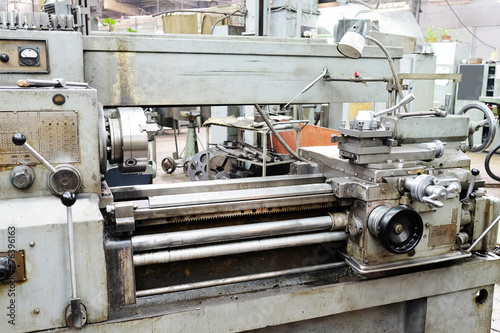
[485,142,500,182]
[161,157,176,174]
[188,151,209,181]
[458,103,497,152]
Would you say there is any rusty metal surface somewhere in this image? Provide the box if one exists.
[0,250,26,284]
[428,224,458,247]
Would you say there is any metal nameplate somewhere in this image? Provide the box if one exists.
[428,224,458,247]
[0,110,80,166]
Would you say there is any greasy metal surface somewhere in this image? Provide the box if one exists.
[105,240,135,307]
[133,194,336,224]
[136,262,348,297]
[82,33,403,106]
[148,183,332,208]
[0,39,48,73]
[0,111,80,166]
[0,250,25,283]
[49,256,500,332]
[110,174,326,200]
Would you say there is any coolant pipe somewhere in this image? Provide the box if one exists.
[132,214,348,251]
[133,232,348,266]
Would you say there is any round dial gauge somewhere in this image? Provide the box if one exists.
[19,47,40,66]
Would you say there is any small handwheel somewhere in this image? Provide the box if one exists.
[459,103,497,152]
[485,142,500,182]
[161,157,176,174]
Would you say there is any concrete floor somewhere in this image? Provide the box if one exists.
[151,126,500,332]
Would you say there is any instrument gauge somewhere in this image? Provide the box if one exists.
[18,47,40,66]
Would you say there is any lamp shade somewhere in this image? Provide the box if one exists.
[337,21,367,59]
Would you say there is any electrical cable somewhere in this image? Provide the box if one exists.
[444,0,496,51]
[211,6,246,34]
[485,141,500,182]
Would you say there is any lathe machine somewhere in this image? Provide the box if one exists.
[1,26,500,332]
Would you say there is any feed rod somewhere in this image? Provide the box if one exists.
[132,214,346,251]
[133,231,348,266]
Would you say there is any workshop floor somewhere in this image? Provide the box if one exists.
[151,127,500,332]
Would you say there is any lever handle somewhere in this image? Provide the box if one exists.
[12,133,57,173]
[12,133,82,195]
[374,93,415,117]
[61,192,87,329]
[422,196,444,208]
[466,168,480,198]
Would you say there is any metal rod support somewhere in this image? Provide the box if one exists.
[133,231,348,266]
[132,214,347,251]
[136,261,348,297]
[366,35,409,113]
[66,206,78,299]
[467,214,500,252]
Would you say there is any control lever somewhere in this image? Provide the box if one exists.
[12,133,81,195]
[284,67,329,110]
[373,93,415,117]
[354,94,415,130]
[462,168,480,203]
[61,192,87,329]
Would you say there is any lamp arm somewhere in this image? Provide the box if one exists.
[366,35,409,113]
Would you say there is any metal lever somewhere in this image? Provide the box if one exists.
[12,133,82,195]
[374,93,415,117]
[466,168,480,199]
[61,192,87,329]
[12,133,57,173]
[284,67,329,109]
[17,78,88,88]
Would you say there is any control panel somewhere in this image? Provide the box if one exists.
[0,111,80,166]
[0,87,101,199]
[0,39,48,73]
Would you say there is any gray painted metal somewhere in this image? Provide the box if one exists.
[0,87,101,199]
[0,194,107,333]
[49,257,500,332]
[82,33,403,106]
[0,30,84,85]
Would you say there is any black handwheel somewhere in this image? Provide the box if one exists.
[161,157,176,174]
[485,142,500,182]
